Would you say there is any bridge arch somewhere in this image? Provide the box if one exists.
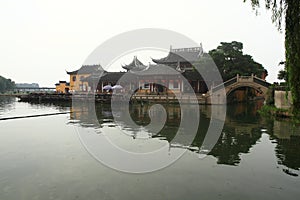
[207,74,271,104]
[226,84,265,96]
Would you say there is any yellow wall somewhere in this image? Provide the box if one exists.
[55,83,70,94]
[69,74,90,92]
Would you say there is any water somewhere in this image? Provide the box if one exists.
[0,97,300,200]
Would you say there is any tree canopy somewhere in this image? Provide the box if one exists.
[243,0,300,114]
[0,76,15,93]
[209,41,267,81]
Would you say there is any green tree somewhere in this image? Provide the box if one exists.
[0,76,15,93]
[277,61,288,82]
[209,41,267,81]
[243,0,300,114]
[278,69,287,81]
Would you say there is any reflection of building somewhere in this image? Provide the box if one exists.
[273,120,300,139]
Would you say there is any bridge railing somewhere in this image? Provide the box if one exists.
[253,77,271,88]
[210,74,270,93]
[211,76,237,92]
[238,75,253,82]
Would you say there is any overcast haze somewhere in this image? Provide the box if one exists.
[0,0,285,87]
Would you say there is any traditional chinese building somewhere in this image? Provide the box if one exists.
[152,45,209,93]
[55,81,70,93]
[121,57,183,94]
[64,44,210,95]
[66,64,103,92]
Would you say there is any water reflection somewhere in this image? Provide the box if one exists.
[0,96,15,116]
[268,118,300,176]
[209,102,263,165]
[67,100,300,176]
[4,96,299,176]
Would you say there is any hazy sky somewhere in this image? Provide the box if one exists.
[0,0,285,87]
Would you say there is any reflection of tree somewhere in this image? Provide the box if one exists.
[190,113,210,149]
[0,96,15,115]
[71,101,300,175]
[276,136,300,172]
[28,100,268,167]
[209,126,262,165]
[207,102,263,166]
[268,119,300,175]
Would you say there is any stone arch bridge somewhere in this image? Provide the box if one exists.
[207,74,271,104]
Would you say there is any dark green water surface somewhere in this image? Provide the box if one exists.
[0,97,299,200]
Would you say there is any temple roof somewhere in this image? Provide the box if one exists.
[99,72,125,82]
[122,56,147,71]
[152,46,203,64]
[81,72,126,82]
[55,81,70,86]
[182,71,203,81]
[130,64,181,76]
[67,64,104,75]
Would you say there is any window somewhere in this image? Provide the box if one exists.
[72,76,76,82]
[173,81,179,89]
[144,83,150,89]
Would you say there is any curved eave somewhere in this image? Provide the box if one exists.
[66,70,78,75]
[122,66,132,71]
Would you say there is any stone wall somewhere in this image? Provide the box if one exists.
[275,91,292,109]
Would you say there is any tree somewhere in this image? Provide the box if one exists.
[243,0,300,114]
[277,61,288,82]
[209,41,267,81]
[0,76,15,93]
[278,69,287,81]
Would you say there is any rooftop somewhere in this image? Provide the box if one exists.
[67,64,104,75]
[122,56,147,71]
[152,45,203,64]
[129,64,181,76]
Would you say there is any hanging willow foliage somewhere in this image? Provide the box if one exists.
[244,0,300,115]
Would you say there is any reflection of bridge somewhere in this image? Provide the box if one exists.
[207,74,271,104]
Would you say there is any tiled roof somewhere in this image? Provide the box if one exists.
[99,72,125,81]
[152,47,203,64]
[81,71,126,82]
[182,71,203,80]
[130,64,181,76]
[67,64,104,75]
[122,56,147,71]
[55,81,70,86]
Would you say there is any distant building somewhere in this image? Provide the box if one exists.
[55,81,70,94]
[15,83,40,92]
[16,83,39,88]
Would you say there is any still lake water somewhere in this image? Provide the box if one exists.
[0,96,300,200]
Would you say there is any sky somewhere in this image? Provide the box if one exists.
[0,0,285,87]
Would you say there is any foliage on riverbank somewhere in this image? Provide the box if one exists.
[244,0,300,116]
[0,76,15,93]
[258,105,291,117]
[258,105,300,125]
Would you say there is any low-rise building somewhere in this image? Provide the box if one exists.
[55,81,70,94]
[66,64,103,92]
